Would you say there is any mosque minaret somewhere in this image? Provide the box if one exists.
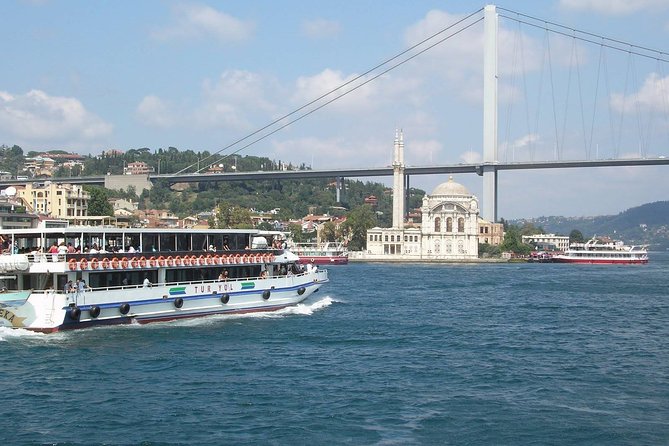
[391,129,405,229]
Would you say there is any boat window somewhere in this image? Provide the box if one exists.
[192,234,207,251]
[160,234,176,251]
[176,233,190,251]
[143,234,159,252]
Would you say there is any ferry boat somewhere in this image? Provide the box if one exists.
[0,227,328,332]
[552,237,649,264]
[291,242,349,265]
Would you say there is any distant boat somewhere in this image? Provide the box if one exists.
[291,242,349,265]
[552,237,648,264]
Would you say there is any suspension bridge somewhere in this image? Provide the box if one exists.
[2,4,668,221]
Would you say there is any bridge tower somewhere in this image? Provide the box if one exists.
[392,129,405,229]
[482,4,498,222]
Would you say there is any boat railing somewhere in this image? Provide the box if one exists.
[60,268,323,296]
[22,249,283,265]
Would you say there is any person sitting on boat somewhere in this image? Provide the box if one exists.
[127,245,136,253]
[222,238,230,251]
[208,245,216,252]
[218,270,228,281]
[143,277,151,288]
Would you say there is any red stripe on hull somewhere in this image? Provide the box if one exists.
[553,258,648,264]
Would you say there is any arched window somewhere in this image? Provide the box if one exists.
[458,217,465,232]
[446,217,453,232]
[434,217,441,232]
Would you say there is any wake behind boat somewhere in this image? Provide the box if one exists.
[0,226,328,332]
[552,236,648,264]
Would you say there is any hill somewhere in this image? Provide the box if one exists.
[515,201,669,250]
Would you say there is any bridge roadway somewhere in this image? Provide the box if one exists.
[1,157,668,187]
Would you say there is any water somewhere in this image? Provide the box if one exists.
[2,255,668,445]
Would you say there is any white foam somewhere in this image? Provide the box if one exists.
[0,325,47,342]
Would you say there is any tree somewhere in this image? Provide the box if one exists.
[86,186,114,216]
[320,221,338,242]
[569,229,585,243]
[342,205,377,250]
[210,202,253,228]
[500,224,532,255]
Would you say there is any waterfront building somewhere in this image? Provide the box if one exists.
[478,217,504,246]
[15,182,89,219]
[522,233,569,251]
[365,131,479,260]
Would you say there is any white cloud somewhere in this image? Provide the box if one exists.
[302,19,341,39]
[151,3,254,43]
[0,89,112,146]
[559,0,669,15]
[136,95,176,128]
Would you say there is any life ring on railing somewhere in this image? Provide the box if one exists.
[120,258,129,269]
[198,255,206,266]
[79,258,88,270]
[101,258,110,269]
[111,257,119,269]
[139,256,147,268]
[221,254,229,264]
[149,256,157,267]
[166,255,174,267]
[174,256,182,266]
[213,254,220,265]
[68,259,77,270]
[130,257,138,268]
[234,254,241,264]
[264,253,272,263]
[206,254,213,265]
[190,255,197,266]
[157,256,166,267]
[182,256,190,266]
[90,258,99,270]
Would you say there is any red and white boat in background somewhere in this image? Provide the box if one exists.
[292,242,349,265]
[552,237,649,264]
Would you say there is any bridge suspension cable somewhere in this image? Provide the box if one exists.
[174,8,485,175]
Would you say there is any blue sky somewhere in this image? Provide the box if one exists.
[2,0,669,219]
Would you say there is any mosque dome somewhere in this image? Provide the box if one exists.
[430,176,471,196]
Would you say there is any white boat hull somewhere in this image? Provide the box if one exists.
[1,272,327,332]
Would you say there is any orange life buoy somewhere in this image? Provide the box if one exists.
[213,254,220,265]
[111,257,119,269]
[120,258,129,269]
[130,257,138,268]
[149,256,157,267]
[174,256,181,266]
[101,258,110,269]
[234,254,241,264]
[139,256,147,268]
[206,254,213,265]
[157,256,165,267]
[221,254,229,264]
[198,255,206,266]
[190,255,197,266]
[68,259,77,270]
[166,255,174,266]
[183,256,191,266]
[90,258,99,270]
[79,258,88,270]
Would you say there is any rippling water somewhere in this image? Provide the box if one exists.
[2,255,668,445]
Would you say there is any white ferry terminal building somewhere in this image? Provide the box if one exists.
[364,131,497,261]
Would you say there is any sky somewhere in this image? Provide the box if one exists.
[2,0,669,219]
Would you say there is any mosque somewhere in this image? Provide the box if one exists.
[365,131,501,260]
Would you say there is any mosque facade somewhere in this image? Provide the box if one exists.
[365,131,480,260]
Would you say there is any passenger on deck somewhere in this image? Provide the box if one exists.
[218,270,229,281]
[143,277,151,288]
